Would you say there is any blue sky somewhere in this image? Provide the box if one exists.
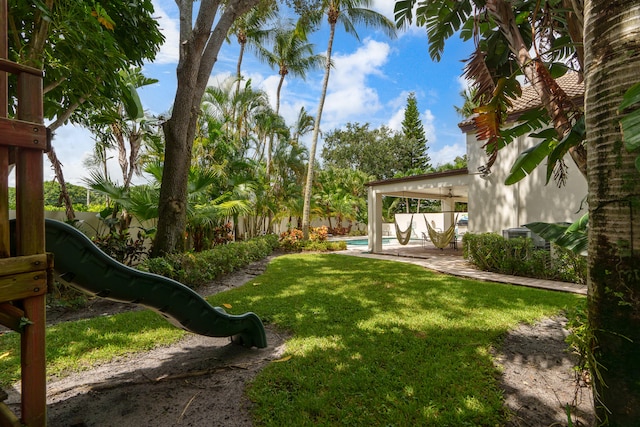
[44,0,475,186]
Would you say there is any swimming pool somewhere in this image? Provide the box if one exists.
[347,238,393,246]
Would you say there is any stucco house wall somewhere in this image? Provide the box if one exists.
[465,131,588,234]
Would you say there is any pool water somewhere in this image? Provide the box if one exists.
[347,238,393,246]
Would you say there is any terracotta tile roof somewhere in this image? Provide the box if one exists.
[507,72,583,115]
[458,72,584,131]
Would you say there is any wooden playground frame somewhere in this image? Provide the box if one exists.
[0,0,50,425]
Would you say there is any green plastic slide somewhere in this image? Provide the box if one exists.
[14,219,267,348]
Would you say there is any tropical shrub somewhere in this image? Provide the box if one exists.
[309,225,328,242]
[88,209,152,266]
[462,232,586,283]
[279,228,304,251]
[279,226,336,252]
[92,228,150,266]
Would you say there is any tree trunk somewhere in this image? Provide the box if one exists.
[302,21,336,239]
[152,0,258,256]
[485,0,588,179]
[584,1,640,424]
[267,73,285,180]
[46,147,75,220]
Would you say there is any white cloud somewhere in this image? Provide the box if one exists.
[458,75,472,93]
[429,140,466,167]
[387,107,404,131]
[151,0,180,64]
[320,39,391,127]
[207,71,234,88]
[243,71,267,88]
[389,90,412,112]
[46,125,95,185]
[371,0,395,20]
[422,109,436,143]
[331,39,389,86]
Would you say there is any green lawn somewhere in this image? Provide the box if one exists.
[0,253,583,426]
[207,254,583,426]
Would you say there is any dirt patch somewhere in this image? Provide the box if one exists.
[497,316,594,426]
[5,255,594,426]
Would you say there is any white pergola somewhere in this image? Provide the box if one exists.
[366,168,470,253]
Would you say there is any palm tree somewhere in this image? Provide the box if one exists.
[315,167,372,233]
[454,87,481,119]
[584,1,640,423]
[201,78,271,159]
[300,0,397,239]
[396,0,587,180]
[255,23,323,177]
[228,4,277,97]
[271,137,309,231]
[256,23,325,115]
[86,68,159,190]
[291,106,315,146]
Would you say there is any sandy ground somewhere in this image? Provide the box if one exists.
[4,254,594,426]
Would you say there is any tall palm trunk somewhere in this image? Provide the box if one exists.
[267,73,285,180]
[584,1,640,423]
[234,35,247,122]
[302,20,336,239]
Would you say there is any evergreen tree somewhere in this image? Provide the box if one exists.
[400,92,431,172]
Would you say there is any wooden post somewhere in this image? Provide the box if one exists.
[0,2,48,424]
[0,0,9,258]
[16,70,47,427]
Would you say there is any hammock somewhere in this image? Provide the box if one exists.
[394,215,413,245]
[424,214,458,249]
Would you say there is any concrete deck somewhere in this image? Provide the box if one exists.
[340,240,587,295]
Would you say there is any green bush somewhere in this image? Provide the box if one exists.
[279,228,304,251]
[462,232,586,283]
[278,227,343,252]
[301,240,347,252]
[139,234,279,288]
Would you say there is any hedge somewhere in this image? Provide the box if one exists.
[462,232,586,284]
[139,234,279,288]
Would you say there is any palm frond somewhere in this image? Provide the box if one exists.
[424,0,473,61]
[347,8,397,40]
[463,47,496,103]
[83,171,130,207]
[394,0,418,29]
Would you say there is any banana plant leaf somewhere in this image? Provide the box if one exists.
[505,130,555,185]
[524,213,588,255]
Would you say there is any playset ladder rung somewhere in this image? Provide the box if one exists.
[0,302,24,331]
[0,118,49,151]
[0,58,42,77]
[0,254,49,277]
